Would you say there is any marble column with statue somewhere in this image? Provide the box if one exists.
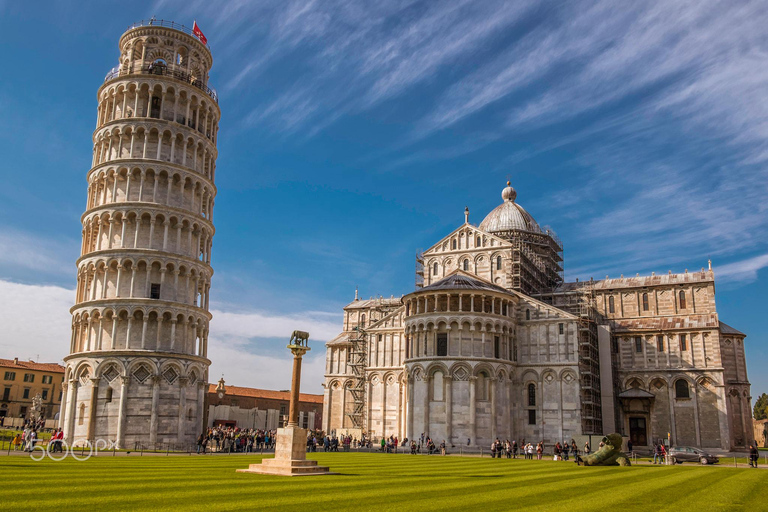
[238,331,336,476]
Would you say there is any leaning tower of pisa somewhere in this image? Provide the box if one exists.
[62,20,220,449]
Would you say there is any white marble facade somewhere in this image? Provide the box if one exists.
[63,21,219,448]
[323,184,752,450]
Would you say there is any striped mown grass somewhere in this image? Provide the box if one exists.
[0,452,763,511]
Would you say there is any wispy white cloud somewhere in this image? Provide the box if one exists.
[714,253,768,283]
[0,228,78,277]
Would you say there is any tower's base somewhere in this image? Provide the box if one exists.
[237,426,337,477]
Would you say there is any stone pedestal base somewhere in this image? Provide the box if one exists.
[237,426,336,477]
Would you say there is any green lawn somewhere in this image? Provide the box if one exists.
[0,452,763,511]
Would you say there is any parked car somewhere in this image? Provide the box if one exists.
[668,446,719,465]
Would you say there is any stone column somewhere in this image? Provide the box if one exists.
[149,375,160,446]
[445,375,453,444]
[116,375,128,449]
[397,380,404,438]
[692,381,701,446]
[490,377,497,441]
[178,377,188,441]
[423,375,431,436]
[66,378,78,442]
[469,376,477,445]
[381,378,388,436]
[506,376,513,440]
[87,377,100,441]
[339,381,347,429]
[407,376,415,440]
[59,380,69,438]
[287,344,310,426]
[196,381,205,434]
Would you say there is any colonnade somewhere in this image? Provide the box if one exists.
[87,166,214,216]
[92,127,216,179]
[80,211,212,262]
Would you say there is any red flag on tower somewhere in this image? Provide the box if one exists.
[192,21,208,45]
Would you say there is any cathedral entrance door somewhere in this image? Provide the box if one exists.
[629,417,647,446]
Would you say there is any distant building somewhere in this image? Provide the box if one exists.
[1,358,65,423]
[207,380,323,430]
[754,419,767,448]
[324,182,753,450]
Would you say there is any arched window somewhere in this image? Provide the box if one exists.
[463,259,469,271]
[526,309,530,320]
[496,256,502,270]
[679,290,686,309]
[527,383,536,406]
[642,293,649,311]
[433,262,438,276]
[452,239,457,250]
[78,403,85,425]
[675,379,690,399]
[608,296,615,314]
[478,373,489,401]
[476,236,481,246]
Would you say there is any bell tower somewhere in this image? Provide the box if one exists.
[62,20,220,448]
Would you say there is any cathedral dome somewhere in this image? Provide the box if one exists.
[478,182,541,234]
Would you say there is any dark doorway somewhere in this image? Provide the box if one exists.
[629,417,647,446]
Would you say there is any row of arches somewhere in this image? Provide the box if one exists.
[71,307,209,356]
[81,210,213,264]
[76,257,211,308]
[405,292,514,318]
[98,80,217,142]
[87,166,214,219]
[117,34,210,88]
[437,229,501,253]
[92,125,216,180]
[66,357,204,387]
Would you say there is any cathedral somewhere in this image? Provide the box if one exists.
[322,182,753,450]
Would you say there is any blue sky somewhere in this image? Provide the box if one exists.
[0,1,767,397]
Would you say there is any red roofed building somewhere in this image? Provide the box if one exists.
[206,380,323,430]
[1,357,65,425]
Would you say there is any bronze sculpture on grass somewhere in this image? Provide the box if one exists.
[575,433,631,466]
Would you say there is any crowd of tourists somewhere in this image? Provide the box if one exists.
[196,426,279,454]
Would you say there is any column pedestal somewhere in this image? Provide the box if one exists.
[236,426,337,476]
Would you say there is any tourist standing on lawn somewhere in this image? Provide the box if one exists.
[562,442,569,461]
[512,440,518,458]
[571,440,578,458]
[536,442,543,460]
[584,442,591,456]
[749,445,758,468]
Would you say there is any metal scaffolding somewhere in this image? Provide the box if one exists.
[346,326,368,430]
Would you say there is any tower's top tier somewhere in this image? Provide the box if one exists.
[104,19,217,102]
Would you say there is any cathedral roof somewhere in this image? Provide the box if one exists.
[478,182,542,235]
[420,270,509,294]
[719,321,745,336]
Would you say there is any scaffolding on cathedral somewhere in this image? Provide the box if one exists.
[346,326,368,430]
[535,278,603,435]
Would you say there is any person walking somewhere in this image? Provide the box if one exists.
[562,442,569,461]
[536,442,543,460]
[653,443,661,464]
[512,440,518,458]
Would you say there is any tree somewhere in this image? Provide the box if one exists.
[754,393,768,421]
